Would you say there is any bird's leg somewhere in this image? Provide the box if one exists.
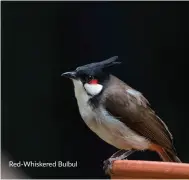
[103,150,136,175]
[109,149,126,158]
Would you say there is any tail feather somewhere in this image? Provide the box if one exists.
[158,149,181,163]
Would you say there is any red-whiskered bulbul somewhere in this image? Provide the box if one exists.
[61,56,181,174]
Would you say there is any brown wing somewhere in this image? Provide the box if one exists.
[103,76,175,152]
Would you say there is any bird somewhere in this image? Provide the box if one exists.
[61,56,181,174]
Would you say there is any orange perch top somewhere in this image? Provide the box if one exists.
[110,160,189,179]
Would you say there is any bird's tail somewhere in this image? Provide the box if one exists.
[158,148,181,163]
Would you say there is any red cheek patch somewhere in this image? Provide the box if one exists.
[89,79,98,84]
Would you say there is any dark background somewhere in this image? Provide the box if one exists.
[2,1,189,179]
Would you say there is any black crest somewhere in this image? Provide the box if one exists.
[76,56,121,72]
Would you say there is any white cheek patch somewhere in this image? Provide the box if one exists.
[84,83,103,96]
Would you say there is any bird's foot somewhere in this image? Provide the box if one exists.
[103,157,118,175]
[103,150,136,175]
[103,156,125,175]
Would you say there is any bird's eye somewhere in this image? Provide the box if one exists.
[88,75,93,80]
[85,75,93,82]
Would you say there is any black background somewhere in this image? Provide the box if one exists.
[2,1,189,179]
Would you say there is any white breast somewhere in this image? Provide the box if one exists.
[72,79,150,150]
[72,80,95,124]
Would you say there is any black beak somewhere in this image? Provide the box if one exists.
[61,71,77,79]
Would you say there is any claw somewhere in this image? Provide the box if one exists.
[103,157,116,175]
[103,150,136,175]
